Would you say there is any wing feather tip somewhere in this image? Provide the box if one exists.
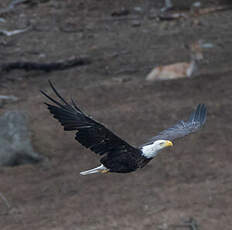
[189,104,207,123]
[194,103,207,126]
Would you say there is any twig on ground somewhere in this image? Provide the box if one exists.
[0,95,18,101]
[195,5,232,15]
[171,217,199,230]
[0,0,27,16]
[0,56,91,72]
[111,9,130,17]
[0,192,10,210]
[0,26,30,36]
[0,95,18,107]
[100,15,140,22]
[184,218,199,230]
[157,5,232,21]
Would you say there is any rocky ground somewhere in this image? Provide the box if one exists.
[0,0,232,230]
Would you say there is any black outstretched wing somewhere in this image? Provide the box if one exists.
[41,81,138,156]
[142,104,207,146]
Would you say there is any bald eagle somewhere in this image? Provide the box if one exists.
[41,81,207,175]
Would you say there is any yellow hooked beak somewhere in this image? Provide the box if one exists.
[164,140,173,147]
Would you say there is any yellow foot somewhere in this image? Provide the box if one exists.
[101,169,110,174]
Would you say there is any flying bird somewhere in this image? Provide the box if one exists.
[41,81,207,175]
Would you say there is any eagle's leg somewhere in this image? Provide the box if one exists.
[80,164,109,175]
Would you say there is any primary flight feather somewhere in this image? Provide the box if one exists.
[41,81,207,175]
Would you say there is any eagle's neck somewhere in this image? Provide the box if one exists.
[141,142,159,159]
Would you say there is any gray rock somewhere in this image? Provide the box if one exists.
[0,111,43,166]
[0,18,6,23]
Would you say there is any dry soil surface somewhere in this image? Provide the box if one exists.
[0,0,232,230]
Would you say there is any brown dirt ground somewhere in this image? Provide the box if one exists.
[0,0,232,229]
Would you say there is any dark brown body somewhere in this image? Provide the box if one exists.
[100,150,151,173]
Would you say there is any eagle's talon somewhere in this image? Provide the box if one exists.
[101,169,110,174]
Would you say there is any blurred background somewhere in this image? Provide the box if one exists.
[0,0,232,229]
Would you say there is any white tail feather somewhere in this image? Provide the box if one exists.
[80,164,107,176]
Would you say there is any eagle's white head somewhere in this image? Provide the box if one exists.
[141,140,173,158]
